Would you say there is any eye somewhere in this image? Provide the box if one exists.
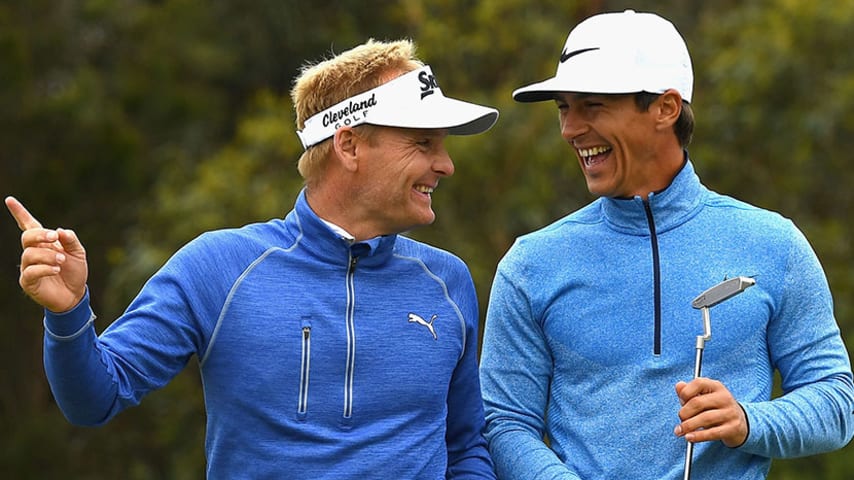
[416,138,432,148]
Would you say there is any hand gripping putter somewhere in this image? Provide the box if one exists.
[683,276,756,480]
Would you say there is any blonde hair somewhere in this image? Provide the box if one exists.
[290,39,423,186]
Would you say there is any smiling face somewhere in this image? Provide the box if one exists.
[348,126,453,237]
[555,92,681,199]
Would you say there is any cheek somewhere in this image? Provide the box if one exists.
[557,113,570,137]
[390,150,423,174]
[364,156,416,191]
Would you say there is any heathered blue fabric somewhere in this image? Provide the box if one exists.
[43,189,495,479]
[479,159,854,480]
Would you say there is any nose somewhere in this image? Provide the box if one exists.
[433,142,455,177]
[560,108,587,143]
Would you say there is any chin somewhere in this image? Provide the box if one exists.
[584,178,617,198]
[584,183,604,197]
[415,212,437,227]
[397,213,435,233]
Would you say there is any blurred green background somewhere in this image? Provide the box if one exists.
[2,0,852,478]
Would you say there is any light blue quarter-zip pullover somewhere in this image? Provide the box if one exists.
[480,159,853,480]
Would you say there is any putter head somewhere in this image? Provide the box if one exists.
[692,276,756,309]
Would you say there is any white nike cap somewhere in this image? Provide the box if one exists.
[513,10,693,103]
[297,65,499,149]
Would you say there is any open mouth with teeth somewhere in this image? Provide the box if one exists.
[414,185,435,196]
[577,145,611,167]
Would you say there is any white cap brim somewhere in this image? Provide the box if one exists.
[512,10,693,104]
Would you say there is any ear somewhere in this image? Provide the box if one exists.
[332,127,360,172]
[655,89,682,130]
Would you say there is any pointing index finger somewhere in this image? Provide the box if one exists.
[4,196,44,231]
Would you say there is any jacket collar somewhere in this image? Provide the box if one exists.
[600,154,706,235]
[286,188,398,267]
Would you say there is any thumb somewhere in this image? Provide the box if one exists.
[56,228,86,256]
[675,381,689,403]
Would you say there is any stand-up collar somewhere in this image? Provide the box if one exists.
[286,188,398,267]
[600,157,707,235]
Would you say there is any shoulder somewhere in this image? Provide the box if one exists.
[395,235,466,266]
[393,236,474,286]
[168,218,291,270]
[194,218,288,247]
[509,200,602,255]
[703,192,799,238]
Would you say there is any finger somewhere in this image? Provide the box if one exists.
[681,410,741,444]
[20,246,67,271]
[56,228,85,255]
[5,196,44,231]
[676,379,699,401]
[677,406,728,434]
[677,377,723,402]
[674,381,689,404]
[20,263,62,289]
[682,424,726,444]
[20,228,60,251]
[678,388,729,421]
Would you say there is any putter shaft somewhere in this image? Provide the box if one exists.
[683,276,755,480]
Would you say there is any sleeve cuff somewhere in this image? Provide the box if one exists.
[729,402,751,449]
[44,289,96,340]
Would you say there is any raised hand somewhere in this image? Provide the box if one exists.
[5,196,88,313]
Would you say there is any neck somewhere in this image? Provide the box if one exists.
[305,184,382,242]
[633,145,686,201]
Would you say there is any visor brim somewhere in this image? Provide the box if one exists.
[369,95,498,135]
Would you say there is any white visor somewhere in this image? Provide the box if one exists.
[296,65,498,149]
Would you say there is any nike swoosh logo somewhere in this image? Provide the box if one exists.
[560,47,600,63]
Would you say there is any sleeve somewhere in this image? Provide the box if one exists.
[738,224,854,457]
[42,233,232,426]
[43,289,120,425]
[445,266,496,479]
[478,249,581,480]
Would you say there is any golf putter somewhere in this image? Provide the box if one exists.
[683,276,756,480]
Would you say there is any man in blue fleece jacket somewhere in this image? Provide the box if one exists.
[479,10,854,480]
[7,39,499,479]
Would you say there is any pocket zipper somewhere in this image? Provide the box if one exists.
[298,325,311,415]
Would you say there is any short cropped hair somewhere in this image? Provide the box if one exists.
[290,39,423,186]
[634,92,694,147]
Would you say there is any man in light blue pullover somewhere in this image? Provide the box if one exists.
[479,10,854,480]
[6,39,499,479]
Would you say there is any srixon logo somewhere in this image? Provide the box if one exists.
[419,71,439,99]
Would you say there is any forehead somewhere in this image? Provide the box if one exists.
[376,126,449,140]
[554,92,636,102]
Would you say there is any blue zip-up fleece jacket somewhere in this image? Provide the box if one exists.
[479,159,854,480]
[43,189,495,479]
